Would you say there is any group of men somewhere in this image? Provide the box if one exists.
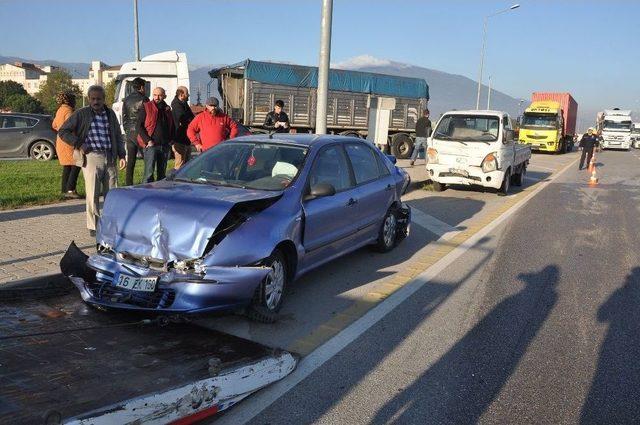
[121,77,239,185]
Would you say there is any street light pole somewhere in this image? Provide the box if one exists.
[315,0,333,134]
[475,4,520,110]
[487,75,492,109]
[133,0,141,61]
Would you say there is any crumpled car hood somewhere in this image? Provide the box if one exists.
[98,180,281,262]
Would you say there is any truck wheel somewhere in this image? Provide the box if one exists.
[432,181,446,192]
[498,169,511,196]
[390,133,413,159]
[512,165,525,186]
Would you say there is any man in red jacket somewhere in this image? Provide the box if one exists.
[187,97,238,152]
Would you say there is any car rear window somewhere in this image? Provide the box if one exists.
[0,116,37,129]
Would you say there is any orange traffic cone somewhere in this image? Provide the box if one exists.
[588,151,598,186]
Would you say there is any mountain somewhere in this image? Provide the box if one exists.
[333,55,525,120]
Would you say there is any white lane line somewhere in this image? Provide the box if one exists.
[217,157,578,425]
[410,209,460,241]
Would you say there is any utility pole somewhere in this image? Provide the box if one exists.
[315,0,333,134]
[133,0,140,61]
[486,75,492,110]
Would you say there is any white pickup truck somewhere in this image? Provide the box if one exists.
[426,110,531,195]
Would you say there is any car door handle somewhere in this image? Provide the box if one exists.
[346,198,358,206]
[20,130,30,134]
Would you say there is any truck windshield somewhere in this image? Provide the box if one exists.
[521,113,557,128]
[603,120,631,131]
[433,115,500,142]
[632,128,640,134]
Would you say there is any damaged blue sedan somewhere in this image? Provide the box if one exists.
[62,135,410,322]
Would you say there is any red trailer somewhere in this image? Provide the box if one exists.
[531,92,578,138]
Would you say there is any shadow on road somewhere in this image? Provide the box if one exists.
[0,202,84,223]
[368,265,560,425]
[580,267,640,424]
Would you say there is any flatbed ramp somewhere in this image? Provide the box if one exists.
[0,278,296,424]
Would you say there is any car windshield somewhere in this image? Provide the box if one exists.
[174,142,308,191]
[522,113,557,128]
[603,120,631,131]
[433,115,500,142]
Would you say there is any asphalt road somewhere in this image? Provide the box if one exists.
[218,149,640,424]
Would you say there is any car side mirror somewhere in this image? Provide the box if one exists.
[304,183,336,201]
[386,154,397,164]
[503,129,515,143]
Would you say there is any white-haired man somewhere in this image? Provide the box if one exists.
[59,85,126,237]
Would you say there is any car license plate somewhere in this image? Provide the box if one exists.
[114,273,157,292]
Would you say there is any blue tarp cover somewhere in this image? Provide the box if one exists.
[211,60,429,100]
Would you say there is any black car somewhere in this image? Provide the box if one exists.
[0,113,57,160]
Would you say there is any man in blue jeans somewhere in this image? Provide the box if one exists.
[410,109,432,166]
[137,87,175,182]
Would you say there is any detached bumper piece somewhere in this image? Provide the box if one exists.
[397,203,411,240]
[61,242,270,315]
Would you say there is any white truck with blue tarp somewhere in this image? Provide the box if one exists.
[209,60,429,158]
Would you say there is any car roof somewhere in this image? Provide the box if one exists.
[441,109,508,117]
[0,112,51,119]
[230,133,369,148]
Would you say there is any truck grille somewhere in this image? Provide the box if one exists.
[527,135,547,140]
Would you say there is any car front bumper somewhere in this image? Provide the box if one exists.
[427,164,504,189]
[62,243,269,315]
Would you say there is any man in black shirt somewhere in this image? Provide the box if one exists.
[122,77,148,185]
[263,100,290,133]
[410,109,432,166]
[171,86,195,170]
[579,127,599,170]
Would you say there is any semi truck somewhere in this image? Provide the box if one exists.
[596,109,632,150]
[518,92,578,153]
[209,60,429,158]
[426,110,531,195]
[631,122,640,148]
[111,51,190,132]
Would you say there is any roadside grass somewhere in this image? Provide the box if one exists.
[0,159,175,210]
[421,180,435,191]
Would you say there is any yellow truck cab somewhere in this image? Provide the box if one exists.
[519,101,564,152]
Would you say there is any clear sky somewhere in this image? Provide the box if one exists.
[1,0,638,115]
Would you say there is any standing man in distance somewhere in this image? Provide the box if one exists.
[171,86,195,169]
[410,108,432,166]
[187,97,238,152]
[578,127,599,170]
[263,99,290,133]
[122,77,148,185]
[137,87,175,183]
[58,85,126,237]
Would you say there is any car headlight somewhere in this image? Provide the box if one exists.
[481,152,498,173]
[173,258,207,274]
[427,147,439,164]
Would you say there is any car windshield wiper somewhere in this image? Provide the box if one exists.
[174,177,208,184]
[435,134,452,140]
[203,178,247,189]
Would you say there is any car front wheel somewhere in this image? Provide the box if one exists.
[30,140,55,161]
[246,249,287,323]
[374,208,399,253]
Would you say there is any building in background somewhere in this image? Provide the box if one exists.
[0,60,121,96]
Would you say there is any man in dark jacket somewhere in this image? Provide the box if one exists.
[137,87,175,183]
[58,85,126,236]
[122,77,148,185]
[263,100,290,133]
[579,127,599,170]
[410,109,432,166]
[171,86,195,170]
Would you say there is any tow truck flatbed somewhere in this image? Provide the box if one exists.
[0,278,295,424]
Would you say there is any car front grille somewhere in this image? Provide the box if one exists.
[86,280,176,309]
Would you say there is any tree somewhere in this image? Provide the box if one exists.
[0,80,29,108]
[35,69,82,114]
[4,94,44,114]
[104,80,117,107]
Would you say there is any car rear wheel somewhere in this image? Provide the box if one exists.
[246,249,287,323]
[30,140,55,161]
[374,208,398,253]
